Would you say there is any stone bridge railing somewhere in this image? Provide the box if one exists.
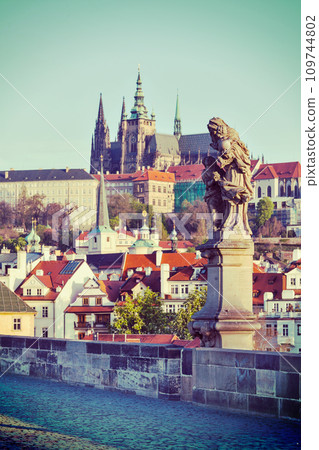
[0,336,300,420]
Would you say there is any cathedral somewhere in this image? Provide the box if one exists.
[90,69,212,174]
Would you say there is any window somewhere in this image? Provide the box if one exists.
[153,199,156,205]
[163,187,166,193]
[181,285,189,294]
[274,324,278,336]
[158,199,161,206]
[287,185,291,196]
[168,304,176,313]
[42,306,48,318]
[171,285,178,294]
[27,289,31,295]
[83,298,89,305]
[273,202,277,208]
[37,289,42,296]
[96,297,102,305]
[283,324,289,336]
[258,187,262,198]
[153,185,156,192]
[297,324,301,336]
[42,328,48,338]
[13,318,21,330]
[267,186,272,197]
[290,278,296,286]
[280,185,285,197]
[282,201,286,208]
[266,324,272,336]
[273,303,279,312]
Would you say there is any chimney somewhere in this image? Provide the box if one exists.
[106,171,110,175]
[156,250,163,267]
[195,250,201,259]
[127,269,134,277]
[160,263,170,298]
[17,251,27,273]
[145,267,152,276]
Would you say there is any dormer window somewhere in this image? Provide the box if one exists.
[27,289,31,295]
[96,297,102,305]
[83,297,89,305]
[37,289,42,296]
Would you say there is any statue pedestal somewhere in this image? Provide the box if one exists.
[188,238,260,349]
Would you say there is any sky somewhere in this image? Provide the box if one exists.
[0,0,301,171]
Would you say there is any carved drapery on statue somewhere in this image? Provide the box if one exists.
[203,117,253,241]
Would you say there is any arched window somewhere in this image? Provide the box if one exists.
[258,187,262,198]
[267,186,272,197]
[294,185,299,198]
[287,185,291,197]
[280,185,285,197]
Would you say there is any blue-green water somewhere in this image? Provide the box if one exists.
[0,374,300,449]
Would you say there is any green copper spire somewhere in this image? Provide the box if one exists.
[174,92,182,140]
[96,154,113,232]
[130,67,149,119]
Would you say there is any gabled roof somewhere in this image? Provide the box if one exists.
[253,161,301,181]
[15,260,84,301]
[167,164,204,182]
[148,134,180,156]
[169,265,207,282]
[0,282,36,313]
[120,271,161,294]
[253,165,278,180]
[253,263,265,273]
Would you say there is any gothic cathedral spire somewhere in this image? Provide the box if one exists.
[90,94,111,174]
[96,154,112,231]
[174,92,182,140]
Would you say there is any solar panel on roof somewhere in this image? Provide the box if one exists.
[60,260,81,275]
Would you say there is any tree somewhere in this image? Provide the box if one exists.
[113,288,169,334]
[0,201,14,227]
[15,187,45,229]
[260,216,284,237]
[179,199,208,245]
[172,287,207,339]
[256,197,274,228]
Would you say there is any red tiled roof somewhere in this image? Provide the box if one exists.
[84,334,178,344]
[159,240,194,249]
[16,260,84,301]
[253,165,278,180]
[76,231,89,241]
[65,306,114,313]
[253,263,265,273]
[95,168,175,184]
[253,161,301,181]
[122,252,207,279]
[173,337,201,348]
[167,164,204,181]
[252,273,286,305]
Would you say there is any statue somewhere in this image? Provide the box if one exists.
[203,117,253,240]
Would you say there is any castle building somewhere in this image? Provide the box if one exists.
[90,70,212,175]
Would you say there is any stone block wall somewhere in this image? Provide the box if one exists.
[0,336,181,400]
[0,336,301,420]
[181,347,301,420]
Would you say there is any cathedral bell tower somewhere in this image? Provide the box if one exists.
[120,68,156,174]
[90,94,112,174]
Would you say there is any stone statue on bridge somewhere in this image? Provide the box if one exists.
[202,117,253,241]
[188,117,260,349]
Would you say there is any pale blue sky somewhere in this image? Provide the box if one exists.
[0,0,301,170]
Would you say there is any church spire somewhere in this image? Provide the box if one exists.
[130,67,149,119]
[98,93,105,123]
[174,92,181,140]
[96,154,112,231]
